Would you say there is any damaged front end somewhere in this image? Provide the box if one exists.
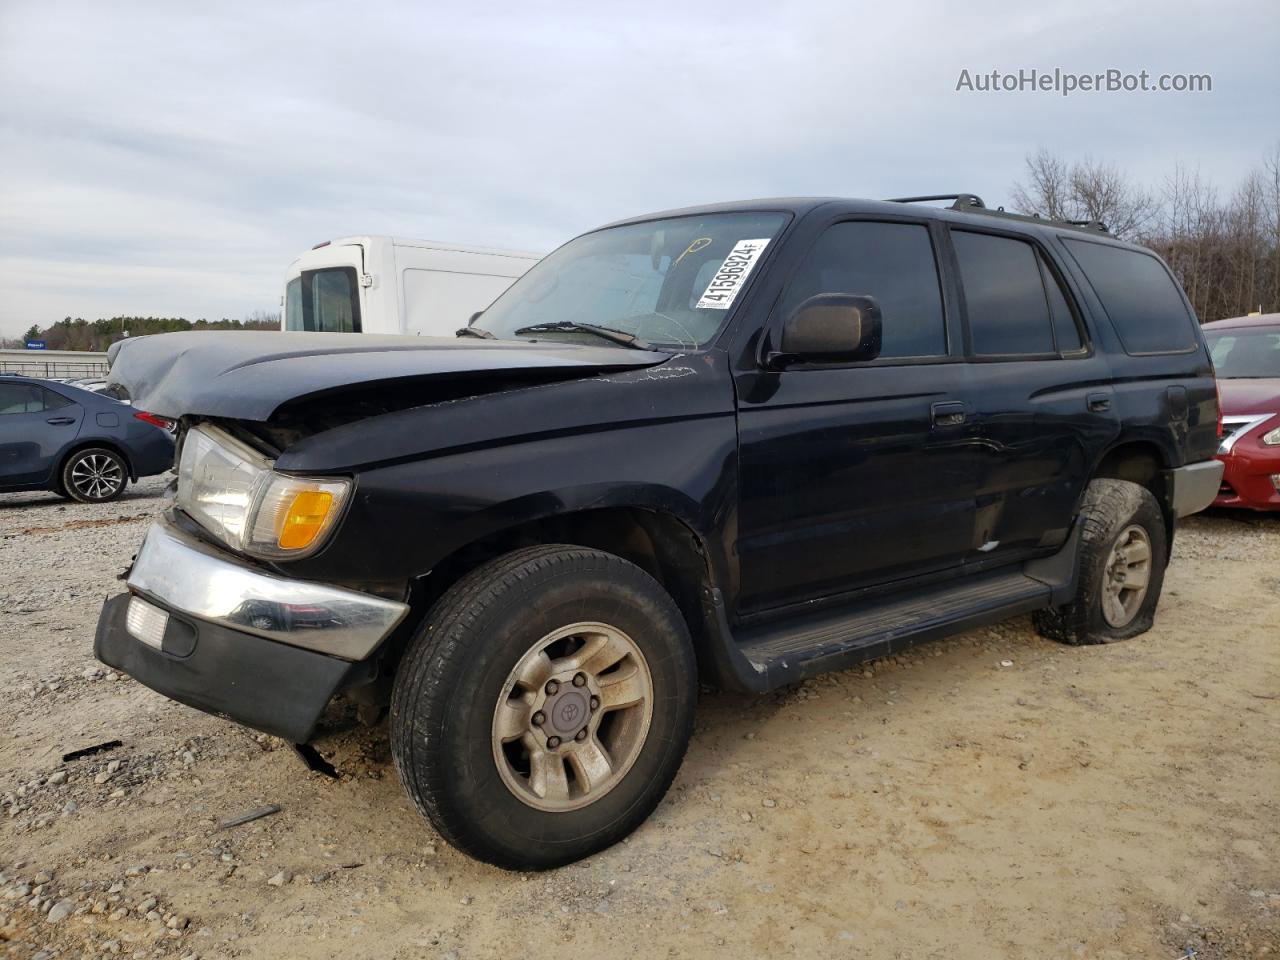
[95,330,688,741]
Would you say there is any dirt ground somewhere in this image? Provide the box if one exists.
[1,477,1277,960]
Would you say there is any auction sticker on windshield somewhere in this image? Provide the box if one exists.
[695,238,771,310]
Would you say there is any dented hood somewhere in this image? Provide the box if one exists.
[107,331,670,421]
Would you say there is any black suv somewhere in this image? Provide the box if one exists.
[95,195,1223,870]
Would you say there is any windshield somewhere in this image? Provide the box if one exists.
[477,211,790,348]
[1206,326,1280,378]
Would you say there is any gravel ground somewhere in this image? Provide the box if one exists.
[1,478,1278,959]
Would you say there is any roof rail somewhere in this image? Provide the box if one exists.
[1062,218,1110,233]
[886,193,986,210]
[885,194,1110,234]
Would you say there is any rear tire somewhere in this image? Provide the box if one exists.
[61,448,128,503]
[390,545,697,870]
[1033,479,1168,644]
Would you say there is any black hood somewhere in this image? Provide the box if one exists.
[107,331,670,422]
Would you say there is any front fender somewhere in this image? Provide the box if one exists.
[282,417,739,592]
[274,355,740,593]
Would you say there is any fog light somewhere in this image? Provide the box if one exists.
[126,596,169,650]
[1272,474,1280,494]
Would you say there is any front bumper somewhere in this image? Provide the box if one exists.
[94,518,410,741]
[96,594,363,741]
[125,520,408,660]
[1215,449,1280,511]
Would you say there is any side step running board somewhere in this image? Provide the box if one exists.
[702,526,1079,694]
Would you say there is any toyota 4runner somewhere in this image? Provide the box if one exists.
[95,194,1224,870]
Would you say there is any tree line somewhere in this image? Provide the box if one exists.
[1010,146,1280,323]
[1,311,281,351]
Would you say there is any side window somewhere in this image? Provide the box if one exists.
[287,269,361,333]
[1063,239,1196,354]
[953,231,1056,356]
[1040,255,1084,352]
[0,383,43,414]
[41,389,73,410]
[779,221,946,359]
[285,278,303,331]
[311,269,359,333]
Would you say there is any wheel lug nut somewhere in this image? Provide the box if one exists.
[589,696,600,710]
[575,729,587,741]
[547,736,561,749]
[531,711,545,726]
[572,672,587,687]
[545,680,559,695]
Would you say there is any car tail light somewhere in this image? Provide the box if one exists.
[134,411,175,433]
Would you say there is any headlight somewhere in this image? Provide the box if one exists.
[1263,424,1280,446]
[176,424,350,558]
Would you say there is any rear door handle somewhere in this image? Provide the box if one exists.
[1087,393,1111,413]
[46,417,76,425]
[931,401,967,427]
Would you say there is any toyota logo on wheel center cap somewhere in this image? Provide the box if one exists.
[551,692,587,734]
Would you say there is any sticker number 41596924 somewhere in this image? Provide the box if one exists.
[695,238,771,310]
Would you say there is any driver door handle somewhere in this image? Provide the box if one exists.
[931,401,967,427]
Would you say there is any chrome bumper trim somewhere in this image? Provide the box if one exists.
[1169,459,1225,518]
[127,520,409,661]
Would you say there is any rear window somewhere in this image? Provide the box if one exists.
[1063,239,1196,354]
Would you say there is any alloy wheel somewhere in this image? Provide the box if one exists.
[1100,523,1152,627]
[491,621,653,812]
[70,453,124,500]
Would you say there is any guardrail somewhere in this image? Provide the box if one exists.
[0,349,109,380]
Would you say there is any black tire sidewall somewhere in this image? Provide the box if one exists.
[394,551,696,868]
[61,448,127,503]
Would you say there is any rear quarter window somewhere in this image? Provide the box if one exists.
[1063,239,1196,354]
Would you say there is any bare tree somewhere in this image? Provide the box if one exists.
[1068,157,1159,238]
[1010,147,1280,322]
[1010,149,1072,221]
[1010,150,1156,238]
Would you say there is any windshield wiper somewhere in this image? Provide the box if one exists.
[455,325,497,339]
[513,322,654,350]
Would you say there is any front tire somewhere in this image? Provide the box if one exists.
[61,448,128,503]
[390,545,697,870]
[1033,479,1168,644]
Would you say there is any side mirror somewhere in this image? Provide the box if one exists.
[772,294,883,366]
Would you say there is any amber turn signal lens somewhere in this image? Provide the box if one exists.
[277,491,335,549]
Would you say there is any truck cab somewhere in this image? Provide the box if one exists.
[283,236,540,336]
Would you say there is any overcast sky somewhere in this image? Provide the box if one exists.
[0,0,1276,338]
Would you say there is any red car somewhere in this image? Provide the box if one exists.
[1204,313,1280,510]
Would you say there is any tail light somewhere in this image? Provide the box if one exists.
[1214,379,1223,440]
[134,411,176,433]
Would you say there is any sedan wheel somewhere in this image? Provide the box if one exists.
[62,449,127,503]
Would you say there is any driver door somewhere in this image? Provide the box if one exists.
[733,219,980,613]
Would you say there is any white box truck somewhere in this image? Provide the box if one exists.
[283,236,541,336]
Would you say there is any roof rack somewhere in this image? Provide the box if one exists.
[886,193,987,209]
[885,193,1109,234]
